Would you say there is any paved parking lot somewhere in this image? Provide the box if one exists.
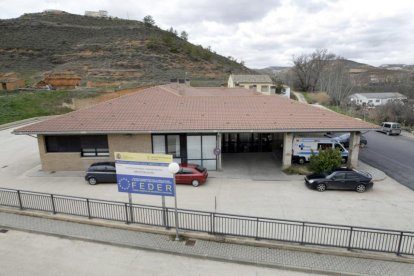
[2,125,414,231]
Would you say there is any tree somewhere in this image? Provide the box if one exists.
[318,59,354,105]
[274,80,284,94]
[371,101,414,126]
[143,15,155,27]
[180,31,188,41]
[309,148,342,173]
[168,27,178,36]
[292,49,336,92]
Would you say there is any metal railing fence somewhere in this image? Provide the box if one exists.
[1,187,413,256]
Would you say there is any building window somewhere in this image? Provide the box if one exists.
[45,136,80,152]
[261,85,269,92]
[167,135,181,161]
[152,134,217,170]
[45,135,109,156]
[186,135,217,170]
[152,135,166,154]
[375,99,380,103]
[187,136,201,159]
[152,134,182,163]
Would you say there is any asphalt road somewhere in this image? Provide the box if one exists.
[359,131,414,190]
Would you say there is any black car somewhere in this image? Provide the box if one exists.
[85,162,116,185]
[332,133,368,148]
[305,168,373,193]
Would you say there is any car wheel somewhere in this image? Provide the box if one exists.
[386,131,390,136]
[298,157,306,165]
[191,180,200,187]
[360,143,366,149]
[316,183,326,192]
[341,157,347,164]
[356,184,366,193]
[88,177,98,185]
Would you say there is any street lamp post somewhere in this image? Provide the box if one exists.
[168,162,180,241]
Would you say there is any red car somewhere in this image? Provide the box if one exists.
[176,163,208,187]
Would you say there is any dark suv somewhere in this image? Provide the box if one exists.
[333,133,368,148]
[305,168,373,193]
[85,162,116,185]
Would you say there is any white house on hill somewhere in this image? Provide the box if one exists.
[348,92,407,107]
[227,74,290,98]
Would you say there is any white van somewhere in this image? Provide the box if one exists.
[292,137,348,165]
[379,122,401,136]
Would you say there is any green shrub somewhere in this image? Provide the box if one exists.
[302,92,316,104]
[283,165,312,175]
[309,148,342,173]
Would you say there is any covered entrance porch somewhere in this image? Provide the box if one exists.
[221,133,281,153]
[209,152,291,180]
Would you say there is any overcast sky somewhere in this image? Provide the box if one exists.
[1,0,414,68]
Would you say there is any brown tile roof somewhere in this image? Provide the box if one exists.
[231,74,273,83]
[14,85,378,134]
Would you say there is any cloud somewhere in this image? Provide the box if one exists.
[157,0,283,24]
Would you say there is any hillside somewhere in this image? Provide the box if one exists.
[0,11,253,87]
[255,66,290,75]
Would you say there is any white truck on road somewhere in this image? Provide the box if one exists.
[292,137,348,165]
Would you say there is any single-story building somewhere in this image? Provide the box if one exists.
[85,10,109,17]
[14,84,377,172]
[0,72,25,91]
[36,72,81,90]
[228,74,290,98]
[348,92,407,107]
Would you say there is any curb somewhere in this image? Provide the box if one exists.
[1,207,413,266]
[358,161,387,182]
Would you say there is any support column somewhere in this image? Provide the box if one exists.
[217,133,222,171]
[282,132,293,169]
[347,131,360,168]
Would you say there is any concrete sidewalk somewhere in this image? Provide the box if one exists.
[1,210,413,276]
[357,161,387,181]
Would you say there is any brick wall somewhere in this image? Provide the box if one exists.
[108,134,152,158]
[38,134,152,171]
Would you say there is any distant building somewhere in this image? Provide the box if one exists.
[348,92,407,107]
[36,72,81,90]
[170,78,190,85]
[85,10,108,18]
[227,74,290,98]
[349,68,368,74]
[0,73,25,91]
[43,9,65,14]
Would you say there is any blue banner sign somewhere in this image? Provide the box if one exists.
[115,152,175,196]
